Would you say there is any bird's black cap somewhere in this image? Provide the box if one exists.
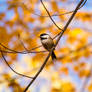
[40,33,48,37]
[40,33,49,40]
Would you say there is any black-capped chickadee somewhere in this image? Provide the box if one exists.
[40,33,56,60]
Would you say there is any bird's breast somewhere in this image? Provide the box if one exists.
[41,39,54,51]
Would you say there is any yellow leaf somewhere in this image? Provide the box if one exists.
[88,83,92,92]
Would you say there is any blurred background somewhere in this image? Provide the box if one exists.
[0,0,92,92]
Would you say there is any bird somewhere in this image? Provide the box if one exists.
[40,33,56,60]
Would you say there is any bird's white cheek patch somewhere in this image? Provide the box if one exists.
[41,35,49,38]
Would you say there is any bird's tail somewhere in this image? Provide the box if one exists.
[51,51,56,60]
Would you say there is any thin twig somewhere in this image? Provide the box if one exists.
[17,0,86,17]
[55,0,87,47]
[0,0,87,18]
[40,1,63,31]
[24,0,86,92]
[17,34,29,51]
[0,42,47,54]
[0,48,33,79]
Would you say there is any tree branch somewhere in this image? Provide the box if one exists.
[24,0,86,92]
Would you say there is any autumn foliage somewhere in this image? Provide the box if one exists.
[0,0,92,92]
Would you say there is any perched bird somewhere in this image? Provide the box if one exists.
[40,33,56,60]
